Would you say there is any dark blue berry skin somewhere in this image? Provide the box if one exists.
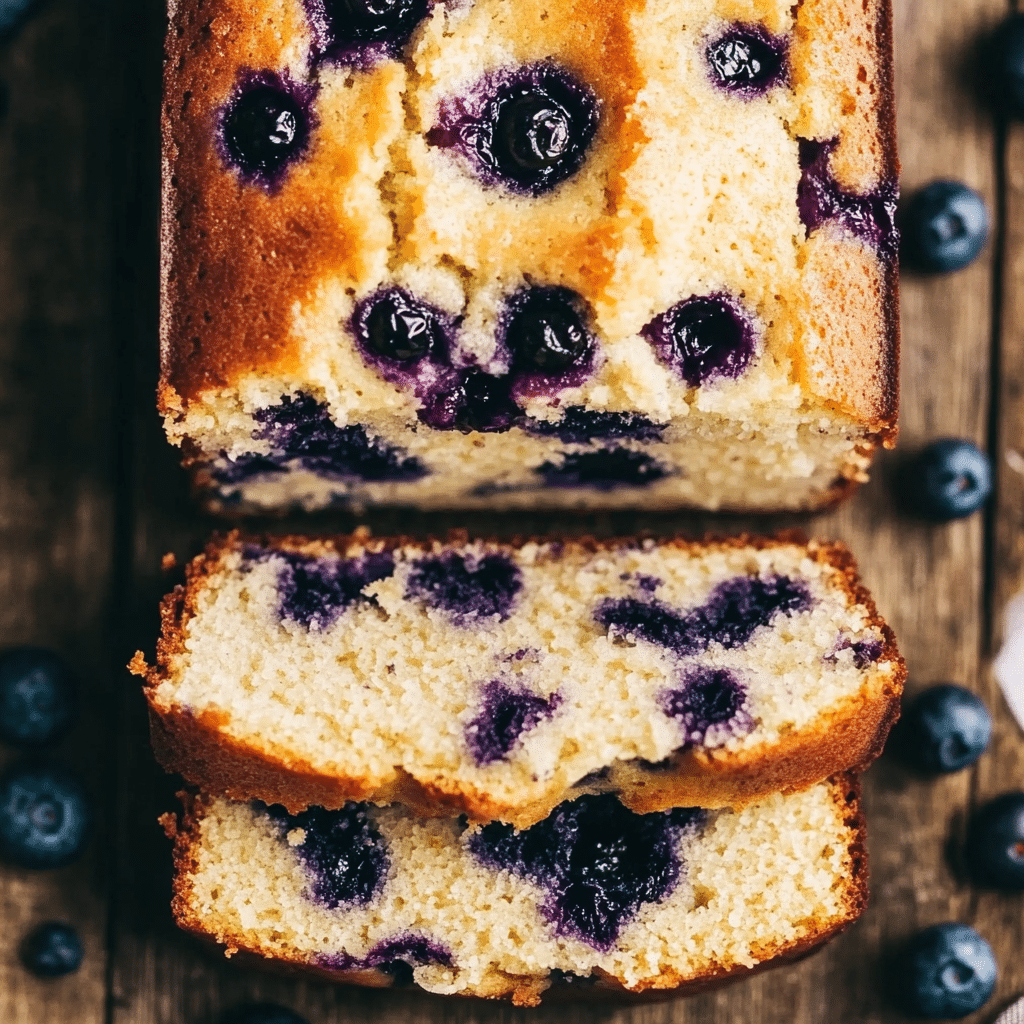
[468,795,703,950]
[640,294,757,387]
[991,14,1024,117]
[221,1004,310,1024]
[965,792,1024,890]
[0,0,39,42]
[20,922,83,978]
[706,24,788,95]
[904,439,992,521]
[899,685,991,773]
[503,287,591,372]
[0,762,92,869]
[465,681,561,765]
[220,75,313,187]
[354,287,446,364]
[0,648,78,748]
[405,551,522,624]
[895,923,997,1019]
[265,802,389,909]
[538,449,667,490]
[901,181,989,273]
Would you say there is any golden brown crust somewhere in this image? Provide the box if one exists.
[166,774,869,1005]
[136,530,904,825]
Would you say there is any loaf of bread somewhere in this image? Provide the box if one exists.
[134,531,904,826]
[165,776,867,1005]
[160,0,898,514]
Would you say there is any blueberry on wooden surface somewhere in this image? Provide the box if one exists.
[904,439,992,520]
[0,0,41,42]
[966,792,1024,890]
[0,647,78,747]
[894,923,997,1019]
[221,1005,310,1024]
[899,685,991,773]
[0,761,92,869]
[20,922,83,978]
[901,181,989,273]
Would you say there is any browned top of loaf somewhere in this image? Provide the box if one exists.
[164,773,869,1005]
[159,0,899,439]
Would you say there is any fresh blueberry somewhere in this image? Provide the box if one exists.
[319,0,430,50]
[965,792,1024,890]
[0,0,40,41]
[0,762,92,869]
[901,181,989,273]
[641,294,756,387]
[706,24,788,94]
[356,287,443,362]
[220,76,312,185]
[221,1004,310,1024]
[504,287,591,372]
[20,922,83,978]
[904,439,992,520]
[898,685,991,773]
[990,13,1024,118]
[0,648,78,747]
[894,923,996,1018]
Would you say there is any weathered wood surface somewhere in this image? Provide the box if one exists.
[2,0,1024,1021]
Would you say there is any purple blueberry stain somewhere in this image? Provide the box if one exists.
[265,802,389,909]
[405,550,523,624]
[798,138,899,258]
[266,549,395,630]
[466,680,562,765]
[826,633,884,669]
[705,23,788,95]
[365,934,453,984]
[218,71,316,189]
[596,573,811,657]
[641,293,758,388]
[526,406,665,445]
[468,795,704,949]
[209,393,428,492]
[305,0,431,67]
[538,449,669,490]
[427,62,600,196]
[660,667,753,747]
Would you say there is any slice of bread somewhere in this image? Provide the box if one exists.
[165,775,868,1005]
[135,531,904,826]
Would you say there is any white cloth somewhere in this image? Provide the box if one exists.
[996,995,1024,1024]
[993,592,1024,733]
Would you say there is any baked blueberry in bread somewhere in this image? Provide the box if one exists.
[164,776,868,1004]
[160,0,899,513]
[133,531,904,826]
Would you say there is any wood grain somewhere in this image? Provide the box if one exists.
[1,0,1023,1021]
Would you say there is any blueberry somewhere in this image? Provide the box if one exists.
[901,181,989,273]
[904,439,992,520]
[660,667,751,746]
[898,685,991,773]
[0,762,92,869]
[357,288,443,362]
[452,370,519,433]
[990,13,1024,118]
[894,923,996,1018]
[965,792,1024,890]
[405,551,523,624]
[504,287,591,372]
[0,0,40,41]
[465,681,561,765]
[20,922,83,978]
[320,0,430,49]
[706,24,787,94]
[641,294,756,387]
[524,407,664,444]
[0,648,78,747]
[221,77,311,184]
[221,1005,310,1024]
[538,449,668,489]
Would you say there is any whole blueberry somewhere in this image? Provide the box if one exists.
[0,648,78,747]
[221,1005,310,1024]
[990,13,1024,117]
[0,0,40,41]
[0,762,92,869]
[904,439,992,520]
[965,792,1024,890]
[20,922,83,978]
[895,923,996,1019]
[898,685,991,773]
[505,287,590,372]
[706,25,788,94]
[359,288,443,362]
[221,79,311,183]
[902,181,989,273]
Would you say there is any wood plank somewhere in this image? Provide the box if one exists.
[0,0,117,1021]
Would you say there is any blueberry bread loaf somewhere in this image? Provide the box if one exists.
[160,0,898,514]
[134,532,904,826]
[165,776,867,1005]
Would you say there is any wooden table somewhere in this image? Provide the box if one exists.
[2,0,1023,1020]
